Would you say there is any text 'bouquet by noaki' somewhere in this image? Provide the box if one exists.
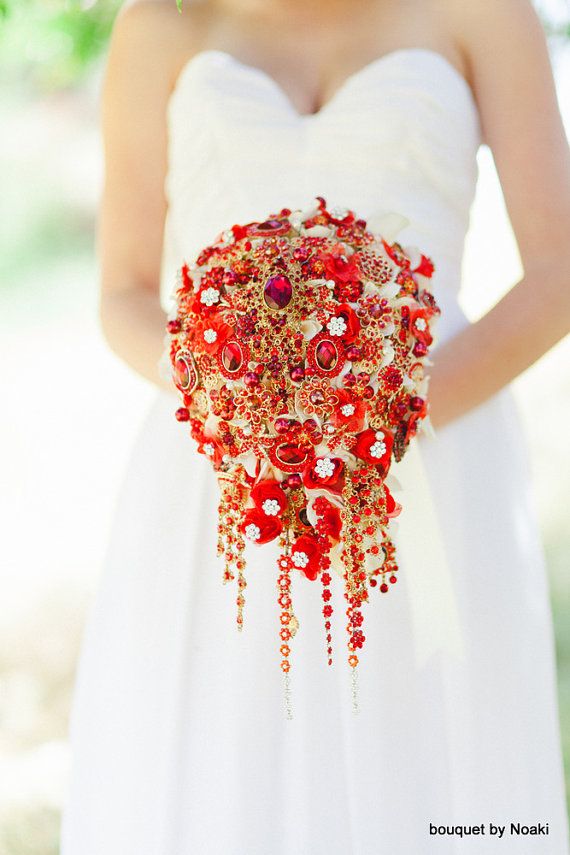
[165,197,440,712]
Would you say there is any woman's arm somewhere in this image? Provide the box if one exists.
[427,0,570,430]
[98,0,193,392]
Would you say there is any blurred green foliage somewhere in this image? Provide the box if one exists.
[0,0,121,90]
[0,0,569,92]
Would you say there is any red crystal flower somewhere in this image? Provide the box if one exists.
[251,479,288,517]
[198,434,225,468]
[192,314,233,355]
[330,389,367,432]
[326,303,361,344]
[321,244,361,284]
[302,456,345,493]
[409,308,434,346]
[291,534,323,581]
[241,507,283,544]
[353,428,394,469]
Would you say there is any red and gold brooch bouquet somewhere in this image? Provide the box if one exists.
[165,197,440,700]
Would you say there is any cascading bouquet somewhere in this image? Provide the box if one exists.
[165,196,440,705]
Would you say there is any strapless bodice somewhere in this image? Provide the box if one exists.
[160,48,483,346]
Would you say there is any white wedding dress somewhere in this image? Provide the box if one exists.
[60,49,569,854]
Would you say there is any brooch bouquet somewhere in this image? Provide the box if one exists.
[165,197,440,706]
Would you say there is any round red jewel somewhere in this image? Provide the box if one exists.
[284,473,302,488]
[345,344,361,361]
[290,365,305,383]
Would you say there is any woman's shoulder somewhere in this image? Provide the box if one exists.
[110,0,206,86]
[114,0,185,38]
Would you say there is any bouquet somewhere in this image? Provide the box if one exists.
[165,197,440,711]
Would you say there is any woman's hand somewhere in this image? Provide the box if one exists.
[426,0,570,430]
[426,255,570,431]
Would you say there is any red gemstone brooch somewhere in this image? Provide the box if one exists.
[166,196,440,716]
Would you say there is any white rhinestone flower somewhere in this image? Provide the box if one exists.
[261,498,280,517]
[330,206,349,220]
[327,316,347,337]
[245,523,261,542]
[203,443,215,457]
[292,551,309,568]
[414,317,427,331]
[370,432,387,458]
[200,287,220,306]
[203,328,217,344]
[341,403,355,416]
[314,458,335,478]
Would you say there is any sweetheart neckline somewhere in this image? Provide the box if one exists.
[168,46,479,122]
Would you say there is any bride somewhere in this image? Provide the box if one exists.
[61,0,570,852]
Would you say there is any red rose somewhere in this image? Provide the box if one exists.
[193,314,233,355]
[330,389,367,432]
[326,303,361,344]
[250,480,288,517]
[384,483,402,519]
[409,308,434,346]
[302,456,345,493]
[322,244,361,284]
[240,507,283,545]
[198,434,224,468]
[291,534,323,581]
[353,428,394,469]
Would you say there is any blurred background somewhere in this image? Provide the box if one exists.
[1,1,569,852]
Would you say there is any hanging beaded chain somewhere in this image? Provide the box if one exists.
[166,197,440,715]
[277,531,296,719]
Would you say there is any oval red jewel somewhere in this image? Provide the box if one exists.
[248,219,290,237]
[173,351,198,393]
[269,440,313,473]
[315,340,338,371]
[263,274,293,310]
[221,341,244,373]
[306,333,345,378]
[276,444,308,466]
